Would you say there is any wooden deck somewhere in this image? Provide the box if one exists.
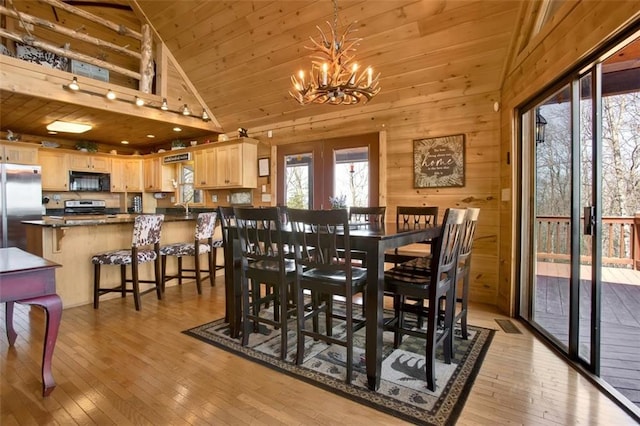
[534,264,640,407]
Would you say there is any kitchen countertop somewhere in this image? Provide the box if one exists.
[23,213,197,228]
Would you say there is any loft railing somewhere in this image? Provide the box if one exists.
[536,214,640,270]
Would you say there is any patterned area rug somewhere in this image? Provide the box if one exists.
[183,307,494,425]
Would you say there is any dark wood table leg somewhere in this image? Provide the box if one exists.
[365,243,384,391]
[18,294,63,397]
[5,301,17,345]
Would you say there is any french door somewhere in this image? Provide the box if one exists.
[276,133,379,209]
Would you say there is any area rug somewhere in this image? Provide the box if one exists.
[183,307,494,425]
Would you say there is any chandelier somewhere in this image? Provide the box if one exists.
[289,0,380,105]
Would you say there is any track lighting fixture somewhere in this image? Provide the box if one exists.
[161,98,169,110]
[68,76,79,91]
[182,104,190,116]
[106,89,116,100]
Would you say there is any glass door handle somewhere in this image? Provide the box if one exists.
[583,205,595,235]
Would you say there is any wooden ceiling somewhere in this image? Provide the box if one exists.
[1,0,527,148]
[135,0,522,137]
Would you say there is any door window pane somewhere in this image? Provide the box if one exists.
[285,153,312,209]
[334,147,369,207]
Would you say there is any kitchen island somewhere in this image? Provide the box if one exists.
[23,214,221,308]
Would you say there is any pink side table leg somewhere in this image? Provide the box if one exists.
[18,294,63,397]
[5,301,17,345]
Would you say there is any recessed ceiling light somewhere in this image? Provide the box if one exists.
[146,134,155,138]
[46,120,92,134]
[121,140,129,144]
[173,127,182,132]
[48,131,58,135]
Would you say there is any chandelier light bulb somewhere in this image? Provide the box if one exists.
[106,89,116,100]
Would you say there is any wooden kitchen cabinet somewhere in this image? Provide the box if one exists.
[111,158,142,192]
[143,157,175,192]
[214,139,257,188]
[39,149,69,191]
[0,141,39,165]
[193,147,216,188]
[194,139,257,189]
[68,152,111,173]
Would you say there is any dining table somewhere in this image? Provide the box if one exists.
[0,247,63,397]
[223,220,440,391]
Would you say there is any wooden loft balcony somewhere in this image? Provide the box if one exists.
[0,0,222,148]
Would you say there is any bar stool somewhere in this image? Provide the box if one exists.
[92,214,164,311]
[160,212,218,294]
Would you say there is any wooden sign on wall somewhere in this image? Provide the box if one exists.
[413,134,465,188]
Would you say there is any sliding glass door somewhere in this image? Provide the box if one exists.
[520,34,640,409]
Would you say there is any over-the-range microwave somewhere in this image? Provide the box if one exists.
[69,171,111,192]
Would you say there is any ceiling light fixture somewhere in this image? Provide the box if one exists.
[290,0,380,105]
[135,96,144,106]
[106,89,116,100]
[161,98,169,110]
[46,120,92,134]
[182,104,190,116]
[202,110,210,121]
[68,76,79,91]
[121,140,129,144]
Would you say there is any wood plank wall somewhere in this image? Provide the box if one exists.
[499,1,640,314]
[248,89,502,306]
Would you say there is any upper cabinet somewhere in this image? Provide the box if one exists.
[68,152,111,173]
[39,149,69,191]
[194,138,258,189]
[193,147,216,188]
[0,141,39,165]
[143,157,175,192]
[111,157,143,192]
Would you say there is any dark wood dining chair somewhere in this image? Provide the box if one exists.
[451,208,480,343]
[383,208,465,391]
[234,206,296,360]
[349,206,386,225]
[92,214,164,311]
[160,211,218,295]
[385,206,439,265]
[287,208,367,384]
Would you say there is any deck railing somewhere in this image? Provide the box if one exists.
[536,214,640,270]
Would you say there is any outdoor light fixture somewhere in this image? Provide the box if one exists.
[68,76,79,91]
[46,120,92,134]
[290,0,380,105]
[535,109,547,145]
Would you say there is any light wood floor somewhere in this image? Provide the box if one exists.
[1,273,638,425]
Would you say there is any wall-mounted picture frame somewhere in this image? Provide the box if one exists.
[413,134,465,188]
[258,157,270,177]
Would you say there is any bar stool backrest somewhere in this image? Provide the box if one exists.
[132,215,164,247]
[195,212,217,241]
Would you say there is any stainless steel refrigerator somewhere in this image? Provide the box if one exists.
[0,163,43,250]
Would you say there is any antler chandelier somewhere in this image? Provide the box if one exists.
[289,0,380,105]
